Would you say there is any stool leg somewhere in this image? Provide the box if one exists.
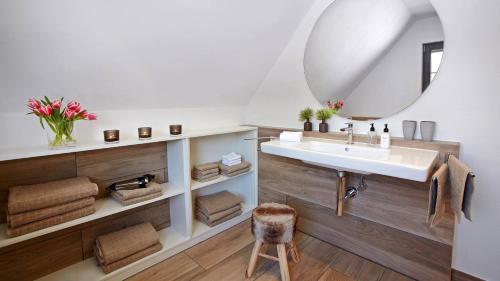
[277,244,291,281]
[288,241,300,263]
[246,240,263,278]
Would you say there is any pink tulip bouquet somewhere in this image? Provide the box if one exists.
[27,97,97,148]
[327,100,344,114]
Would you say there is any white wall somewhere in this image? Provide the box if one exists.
[0,0,315,113]
[343,16,444,118]
[245,0,500,279]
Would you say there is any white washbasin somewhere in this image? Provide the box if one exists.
[261,137,439,182]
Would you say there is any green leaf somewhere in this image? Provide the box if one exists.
[39,117,45,129]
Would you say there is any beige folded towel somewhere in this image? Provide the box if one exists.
[193,163,219,171]
[218,161,251,174]
[95,222,159,265]
[7,197,95,228]
[195,191,242,215]
[96,243,162,274]
[196,209,242,227]
[193,174,221,182]
[7,205,95,237]
[112,183,163,201]
[225,167,251,177]
[192,168,219,177]
[196,204,241,223]
[427,164,448,227]
[8,177,98,214]
[448,155,475,221]
[111,191,163,206]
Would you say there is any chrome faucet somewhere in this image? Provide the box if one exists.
[340,122,354,144]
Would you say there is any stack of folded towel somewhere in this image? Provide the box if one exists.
[192,163,220,182]
[94,222,162,273]
[6,177,98,237]
[196,191,242,227]
[222,152,242,166]
[219,161,251,177]
[111,182,163,206]
[279,131,303,142]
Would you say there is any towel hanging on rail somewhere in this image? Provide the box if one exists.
[448,154,475,221]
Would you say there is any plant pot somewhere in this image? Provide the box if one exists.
[46,122,76,149]
[319,121,329,133]
[304,120,313,131]
[420,121,436,142]
[402,120,417,140]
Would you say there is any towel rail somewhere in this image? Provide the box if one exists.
[444,152,476,178]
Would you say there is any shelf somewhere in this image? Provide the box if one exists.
[191,169,255,191]
[0,126,257,162]
[37,226,189,281]
[192,202,254,238]
[0,183,184,249]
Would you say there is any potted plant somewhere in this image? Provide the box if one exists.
[299,107,314,131]
[316,108,333,133]
[27,97,97,149]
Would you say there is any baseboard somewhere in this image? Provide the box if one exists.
[451,269,484,281]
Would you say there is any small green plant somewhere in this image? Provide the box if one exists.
[316,108,333,121]
[299,107,314,121]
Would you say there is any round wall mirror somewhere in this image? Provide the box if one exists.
[304,0,444,120]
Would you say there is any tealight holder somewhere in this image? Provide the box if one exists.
[104,129,120,144]
[170,124,182,136]
[138,127,152,140]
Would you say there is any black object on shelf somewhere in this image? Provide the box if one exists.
[109,174,156,191]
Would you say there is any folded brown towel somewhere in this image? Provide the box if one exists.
[192,168,219,177]
[193,163,219,172]
[195,191,242,215]
[218,161,251,174]
[196,204,241,223]
[96,243,162,274]
[192,170,219,179]
[7,205,95,237]
[111,191,163,206]
[95,222,159,265]
[7,197,95,228]
[8,177,98,214]
[193,174,221,182]
[196,209,242,227]
[427,164,448,227]
[448,155,475,221]
[112,182,163,201]
[224,167,251,177]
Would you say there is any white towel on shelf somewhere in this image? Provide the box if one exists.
[222,152,242,162]
[222,158,242,166]
[280,131,303,142]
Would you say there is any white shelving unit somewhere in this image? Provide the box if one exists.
[26,126,259,281]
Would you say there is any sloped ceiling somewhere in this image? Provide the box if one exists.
[0,0,315,113]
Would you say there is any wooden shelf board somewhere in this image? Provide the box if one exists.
[190,169,255,191]
[36,226,189,281]
[0,183,184,249]
[0,126,257,162]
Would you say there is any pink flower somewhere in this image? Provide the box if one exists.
[79,110,88,119]
[87,113,97,120]
[51,100,62,109]
[27,98,41,110]
[65,109,76,119]
[66,101,81,113]
[39,105,53,116]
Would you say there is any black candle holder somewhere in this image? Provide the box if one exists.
[138,127,152,140]
[170,124,182,135]
[104,129,120,143]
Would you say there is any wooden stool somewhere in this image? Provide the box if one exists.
[246,203,300,281]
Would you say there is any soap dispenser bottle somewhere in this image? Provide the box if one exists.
[368,123,377,146]
[380,124,391,149]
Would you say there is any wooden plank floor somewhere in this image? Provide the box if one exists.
[128,220,414,281]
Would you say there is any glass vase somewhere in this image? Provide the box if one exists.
[46,122,76,149]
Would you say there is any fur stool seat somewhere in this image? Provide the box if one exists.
[247,203,300,281]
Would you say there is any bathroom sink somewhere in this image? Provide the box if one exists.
[261,137,439,182]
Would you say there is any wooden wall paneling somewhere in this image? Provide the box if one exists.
[345,173,455,246]
[451,269,485,281]
[259,186,286,204]
[0,153,77,223]
[0,231,82,281]
[76,142,168,198]
[287,196,452,281]
[258,152,338,209]
[81,199,171,259]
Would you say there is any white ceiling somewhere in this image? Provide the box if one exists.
[0,0,315,113]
